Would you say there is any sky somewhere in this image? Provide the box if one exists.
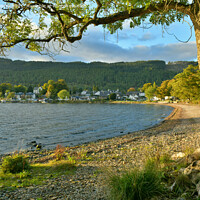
[3,14,198,64]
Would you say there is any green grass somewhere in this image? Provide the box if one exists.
[0,159,76,189]
[107,160,164,200]
[1,154,30,174]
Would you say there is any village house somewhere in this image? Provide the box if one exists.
[15,92,25,100]
[33,87,42,94]
[25,92,36,100]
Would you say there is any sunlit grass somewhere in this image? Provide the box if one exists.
[0,159,76,189]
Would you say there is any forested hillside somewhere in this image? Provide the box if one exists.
[0,58,197,90]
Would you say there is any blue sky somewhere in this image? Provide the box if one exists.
[5,17,197,63]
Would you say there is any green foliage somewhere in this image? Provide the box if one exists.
[92,85,99,92]
[1,154,30,174]
[0,59,193,91]
[0,159,76,189]
[7,92,15,99]
[127,87,135,92]
[107,160,164,200]
[140,83,152,92]
[57,89,70,100]
[14,85,27,93]
[109,93,117,100]
[173,174,194,194]
[0,0,194,56]
[0,83,13,96]
[27,85,33,93]
[159,153,173,165]
[41,79,69,99]
[171,65,200,101]
[145,85,157,101]
[156,80,172,99]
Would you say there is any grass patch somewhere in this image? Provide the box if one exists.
[0,159,76,189]
[1,154,30,174]
[107,159,164,200]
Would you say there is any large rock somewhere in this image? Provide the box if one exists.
[171,152,185,160]
[192,148,200,160]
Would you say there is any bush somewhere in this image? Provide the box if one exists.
[55,144,66,161]
[107,160,164,200]
[1,154,30,174]
[173,174,193,194]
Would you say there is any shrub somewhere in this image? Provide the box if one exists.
[107,160,164,200]
[54,144,66,161]
[1,154,30,174]
[173,174,193,194]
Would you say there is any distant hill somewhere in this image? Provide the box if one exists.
[0,58,197,90]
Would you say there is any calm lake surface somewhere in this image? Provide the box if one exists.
[0,103,174,154]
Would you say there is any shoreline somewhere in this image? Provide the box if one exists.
[1,103,200,200]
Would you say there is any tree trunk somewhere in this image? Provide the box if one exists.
[194,25,200,68]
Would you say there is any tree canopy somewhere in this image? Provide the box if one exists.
[0,0,200,64]
[57,89,70,100]
[171,65,200,101]
[0,58,192,90]
[41,79,69,99]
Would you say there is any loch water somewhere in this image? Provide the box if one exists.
[0,103,174,154]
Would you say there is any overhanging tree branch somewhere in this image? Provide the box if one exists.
[1,0,199,64]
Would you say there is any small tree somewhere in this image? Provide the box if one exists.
[109,93,117,100]
[156,80,172,99]
[171,65,200,101]
[145,86,157,101]
[27,85,33,93]
[93,85,99,92]
[141,83,152,93]
[127,87,135,92]
[57,89,70,100]
[14,85,27,93]
[2,154,30,174]
[7,92,15,99]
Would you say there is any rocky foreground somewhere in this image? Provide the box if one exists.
[0,103,200,200]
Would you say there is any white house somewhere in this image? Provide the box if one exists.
[33,87,42,94]
[94,90,110,99]
[152,96,161,101]
[15,92,24,100]
[81,90,91,96]
[129,94,139,101]
[139,92,145,97]
[71,96,80,101]
[25,92,36,100]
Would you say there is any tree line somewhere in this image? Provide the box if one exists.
[0,79,70,100]
[0,58,196,91]
[1,64,200,103]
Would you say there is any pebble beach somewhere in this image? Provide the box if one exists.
[0,103,200,200]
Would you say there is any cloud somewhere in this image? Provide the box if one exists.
[57,37,197,63]
[138,32,156,41]
[4,25,197,64]
[6,46,52,62]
